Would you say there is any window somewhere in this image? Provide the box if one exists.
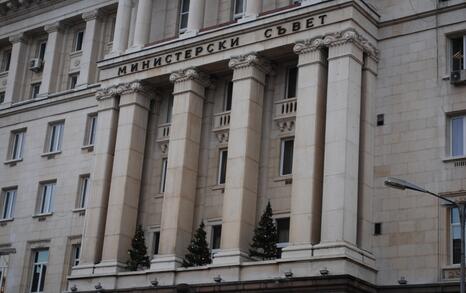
[46,121,64,153]
[71,244,81,267]
[37,41,47,60]
[160,158,168,193]
[68,73,79,89]
[280,138,294,176]
[153,231,160,255]
[84,114,97,146]
[0,255,8,293]
[31,83,41,99]
[166,95,174,123]
[37,181,55,215]
[285,66,298,99]
[30,249,48,293]
[73,31,84,52]
[179,0,190,33]
[77,175,90,209]
[224,81,233,111]
[0,188,16,220]
[451,36,465,71]
[276,217,290,257]
[233,0,246,20]
[1,49,11,72]
[211,225,222,250]
[0,92,5,104]
[451,207,462,264]
[218,149,228,185]
[8,129,25,161]
[451,115,466,157]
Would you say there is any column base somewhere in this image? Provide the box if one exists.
[70,262,96,276]
[312,241,376,268]
[238,15,258,23]
[211,249,249,266]
[93,260,127,274]
[126,45,144,53]
[280,244,313,260]
[180,30,199,39]
[150,254,183,271]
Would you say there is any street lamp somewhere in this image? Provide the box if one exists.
[384,177,465,293]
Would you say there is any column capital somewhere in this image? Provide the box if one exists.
[294,36,325,54]
[9,32,26,44]
[96,81,152,100]
[323,28,378,59]
[82,9,101,22]
[44,21,63,33]
[169,67,211,87]
[228,53,271,73]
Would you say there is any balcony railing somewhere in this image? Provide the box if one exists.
[274,98,297,120]
[212,111,231,131]
[156,123,171,142]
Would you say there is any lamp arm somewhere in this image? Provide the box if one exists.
[425,190,458,207]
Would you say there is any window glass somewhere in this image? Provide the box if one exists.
[0,92,4,104]
[234,0,245,19]
[71,244,81,267]
[211,225,222,250]
[160,158,168,193]
[69,74,79,89]
[286,67,298,99]
[276,218,290,244]
[452,37,464,71]
[74,31,84,52]
[31,249,48,293]
[280,138,294,176]
[224,81,233,111]
[1,49,11,72]
[39,182,55,214]
[85,114,97,146]
[179,0,190,31]
[153,231,160,255]
[218,149,228,184]
[1,189,16,220]
[451,207,462,264]
[10,130,25,161]
[452,116,465,157]
[38,42,47,60]
[48,122,64,153]
[78,175,89,209]
[166,95,174,123]
[31,83,41,99]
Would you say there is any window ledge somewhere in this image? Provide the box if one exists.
[33,212,53,220]
[4,158,22,166]
[0,218,14,225]
[72,208,86,216]
[0,71,8,77]
[70,50,83,57]
[273,175,293,183]
[41,150,61,158]
[442,156,466,162]
[153,193,164,199]
[211,184,225,192]
[81,145,94,152]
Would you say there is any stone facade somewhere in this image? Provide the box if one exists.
[0,0,466,292]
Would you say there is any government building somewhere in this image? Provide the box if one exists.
[0,0,465,292]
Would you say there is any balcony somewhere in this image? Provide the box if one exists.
[156,123,171,142]
[212,111,231,144]
[274,98,297,132]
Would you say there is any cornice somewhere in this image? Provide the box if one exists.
[44,21,63,33]
[293,36,325,54]
[9,32,26,44]
[82,9,101,22]
[322,28,378,60]
[96,81,152,100]
[169,67,211,87]
[228,53,271,73]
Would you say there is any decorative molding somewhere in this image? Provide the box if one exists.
[322,28,379,59]
[228,53,271,73]
[96,81,151,100]
[159,143,169,154]
[44,21,63,33]
[169,67,210,87]
[277,120,295,133]
[216,131,229,144]
[82,9,100,22]
[293,36,325,54]
[9,32,26,44]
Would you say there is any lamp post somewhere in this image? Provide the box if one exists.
[384,177,465,293]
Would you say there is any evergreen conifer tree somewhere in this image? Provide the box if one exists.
[183,222,212,267]
[249,202,279,260]
[127,225,150,271]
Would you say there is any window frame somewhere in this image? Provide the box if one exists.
[30,249,49,293]
[1,48,11,72]
[211,224,222,251]
[84,113,97,147]
[71,243,81,267]
[224,81,233,112]
[179,0,190,33]
[46,121,65,153]
[37,181,56,215]
[73,30,84,52]
[285,66,298,99]
[152,230,160,256]
[77,174,90,209]
[450,114,466,157]
[450,35,466,72]
[37,40,47,61]
[233,0,246,20]
[8,129,26,161]
[0,188,17,220]
[159,157,168,193]
[0,92,5,104]
[450,207,462,265]
[68,73,79,89]
[217,148,228,185]
[31,83,41,100]
[275,217,290,249]
[0,255,8,292]
[279,137,294,176]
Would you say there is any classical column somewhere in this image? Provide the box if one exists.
[316,29,365,252]
[243,0,261,20]
[357,52,378,252]
[131,0,153,48]
[111,0,133,54]
[185,0,205,36]
[151,68,210,270]
[96,82,152,273]
[213,53,270,265]
[39,22,64,97]
[4,33,27,105]
[72,87,119,275]
[76,10,102,87]
[281,37,327,259]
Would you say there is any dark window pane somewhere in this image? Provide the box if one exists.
[452,207,460,224]
[39,42,47,60]
[39,265,46,291]
[219,150,228,184]
[235,0,244,14]
[453,238,462,264]
[75,31,84,51]
[153,232,160,255]
[452,117,464,156]
[212,225,222,249]
[286,67,298,99]
[225,81,233,111]
[281,139,294,175]
[181,0,190,12]
[452,37,464,71]
[276,218,290,243]
[31,266,40,292]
